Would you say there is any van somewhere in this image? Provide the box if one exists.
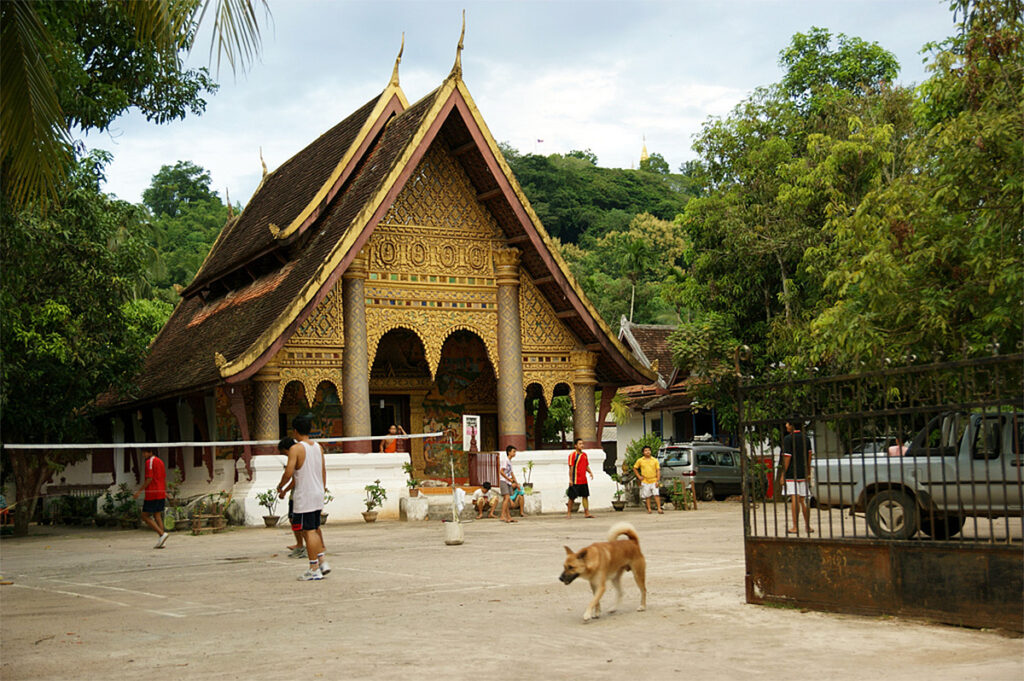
[659,442,742,501]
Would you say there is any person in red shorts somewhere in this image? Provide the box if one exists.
[566,438,594,518]
[133,448,168,549]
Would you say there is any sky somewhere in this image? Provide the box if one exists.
[81,0,958,207]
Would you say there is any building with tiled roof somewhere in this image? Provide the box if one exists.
[68,40,656,521]
[614,316,730,465]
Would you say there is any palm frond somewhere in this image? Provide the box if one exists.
[0,0,71,208]
[196,0,270,76]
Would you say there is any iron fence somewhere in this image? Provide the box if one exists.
[738,354,1023,630]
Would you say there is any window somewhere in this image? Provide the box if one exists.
[696,452,715,467]
[716,452,735,467]
[972,417,1001,461]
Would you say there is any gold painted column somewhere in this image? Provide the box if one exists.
[252,366,281,455]
[571,350,599,449]
[494,248,527,450]
[342,254,372,453]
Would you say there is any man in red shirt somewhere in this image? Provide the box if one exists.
[133,448,168,548]
[566,438,595,519]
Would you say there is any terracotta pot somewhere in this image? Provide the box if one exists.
[263,515,279,528]
[361,510,378,523]
[408,488,420,497]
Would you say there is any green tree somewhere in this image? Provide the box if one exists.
[639,152,670,174]
[0,0,268,209]
[0,152,169,535]
[780,26,900,113]
[143,160,218,217]
[800,0,1023,366]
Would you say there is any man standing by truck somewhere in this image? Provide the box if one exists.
[781,420,813,534]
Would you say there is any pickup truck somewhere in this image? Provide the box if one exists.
[812,411,1023,539]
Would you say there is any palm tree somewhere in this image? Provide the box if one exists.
[1,0,269,209]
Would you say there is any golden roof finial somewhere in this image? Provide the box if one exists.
[640,135,649,163]
[225,188,234,218]
[259,146,268,178]
[389,33,404,87]
[450,10,465,79]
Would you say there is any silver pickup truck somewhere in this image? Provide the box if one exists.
[812,411,1023,539]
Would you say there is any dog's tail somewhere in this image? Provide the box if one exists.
[607,522,639,545]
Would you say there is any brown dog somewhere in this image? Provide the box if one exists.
[559,522,647,621]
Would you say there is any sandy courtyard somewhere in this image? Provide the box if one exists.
[2,502,1020,681]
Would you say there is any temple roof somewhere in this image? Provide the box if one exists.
[618,317,678,388]
[115,67,656,407]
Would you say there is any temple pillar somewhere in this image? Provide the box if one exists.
[494,247,527,450]
[342,253,372,453]
[571,350,599,449]
[252,366,280,456]
[409,391,426,471]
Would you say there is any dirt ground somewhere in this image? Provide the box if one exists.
[2,502,1021,681]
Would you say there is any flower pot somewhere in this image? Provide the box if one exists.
[523,483,534,494]
[612,500,627,511]
[361,510,378,523]
[569,501,581,513]
[320,513,329,524]
[263,515,280,528]
[408,487,420,497]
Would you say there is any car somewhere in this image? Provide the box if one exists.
[658,440,742,502]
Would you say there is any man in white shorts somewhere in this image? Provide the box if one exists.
[781,420,813,534]
[632,445,663,514]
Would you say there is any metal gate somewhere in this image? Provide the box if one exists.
[738,354,1023,631]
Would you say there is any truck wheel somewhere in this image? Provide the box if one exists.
[920,513,965,540]
[866,490,918,540]
[700,482,715,502]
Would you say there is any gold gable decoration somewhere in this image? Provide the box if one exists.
[293,285,345,346]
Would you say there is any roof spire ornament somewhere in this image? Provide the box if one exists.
[449,10,465,79]
[225,188,234,218]
[259,147,268,178]
[389,33,404,87]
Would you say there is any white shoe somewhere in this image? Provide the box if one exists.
[319,560,331,575]
[288,546,306,558]
[298,568,323,581]
[154,533,168,549]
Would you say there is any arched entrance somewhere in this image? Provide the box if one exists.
[421,330,497,481]
[369,328,431,455]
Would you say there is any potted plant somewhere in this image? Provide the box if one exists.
[669,480,693,510]
[256,488,280,527]
[362,479,387,522]
[113,483,139,529]
[564,487,581,513]
[611,474,627,511]
[402,461,421,497]
[166,469,183,507]
[522,460,534,494]
[321,488,333,524]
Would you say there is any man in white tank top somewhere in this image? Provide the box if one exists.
[276,414,330,581]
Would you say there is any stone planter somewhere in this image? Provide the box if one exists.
[263,515,280,528]
[361,510,378,523]
[612,500,627,511]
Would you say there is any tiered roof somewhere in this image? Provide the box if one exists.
[116,60,655,407]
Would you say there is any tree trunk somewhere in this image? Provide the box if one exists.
[774,252,792,321]
[10,451,57,537]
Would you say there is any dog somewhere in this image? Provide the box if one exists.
[559,521,647,621]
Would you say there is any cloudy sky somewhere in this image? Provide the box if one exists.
[82,0,957,206]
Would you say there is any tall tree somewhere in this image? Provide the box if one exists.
[0,152,169,535]
[0,0,269,209]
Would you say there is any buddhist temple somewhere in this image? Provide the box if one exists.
[71,39,656,521]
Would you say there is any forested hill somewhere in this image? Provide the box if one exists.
[499,144,693,245]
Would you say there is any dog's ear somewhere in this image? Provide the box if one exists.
[564,545,574,555]
[577,548,588,560]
